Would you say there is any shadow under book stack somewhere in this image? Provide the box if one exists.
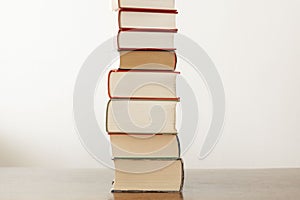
[108,0,184,193]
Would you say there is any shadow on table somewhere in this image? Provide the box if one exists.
[112,192,184,200]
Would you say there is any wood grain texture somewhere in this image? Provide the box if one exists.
[0,169,300,200]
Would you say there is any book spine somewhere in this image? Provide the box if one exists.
[119,28,178,32]
[119,7,178,14]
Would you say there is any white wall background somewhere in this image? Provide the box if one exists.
[0,0,299,168]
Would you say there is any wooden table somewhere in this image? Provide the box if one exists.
[1,168,300,200]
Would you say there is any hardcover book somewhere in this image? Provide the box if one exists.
[118,30,176,51]
[119,9,177,31]
[108,69,179,99]
[112,159,184,192]
[110,134,180,158]
[106,99,178,134]
[119,50,177,70]
[113,192,183,200]
[117,0,176,10]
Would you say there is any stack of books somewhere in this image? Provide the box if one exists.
[108,0,184,192]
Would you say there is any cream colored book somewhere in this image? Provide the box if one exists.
[106,99,178,134]
[108,70,179,99]
[119,50,177,70]
[119,10,177,30]
[110,134,180,158]
[118,31,176,50]
[118,0,176,10]
[113,193,183,200]
[112,159,184,192]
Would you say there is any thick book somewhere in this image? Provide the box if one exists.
[108,69,179,100]
[113,192,183,200]
[110,134,180,158]
[112,159,184,192]
[119,50,177,70]
[106,99,178,134]
[119,9,177,31]
[117,0,176,11]
[118,30,176,51]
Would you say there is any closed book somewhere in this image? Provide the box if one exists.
[119,50,177,70]
[110,134,180,158]
[108,69,179,100]
[117,0,176,11]
[113,193,183,200]
[118,30,176,51]
[112,159,184,192]
[106,99,178,134]
[119,9,177,31]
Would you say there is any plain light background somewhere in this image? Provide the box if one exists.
[0,0,299,168]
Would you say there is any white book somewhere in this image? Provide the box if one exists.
[110,134,180,158]
[118,0,176,10]
[119,11,177,30]
[118,31,176,50]
[106,99,178,134]
[108,70,178,99]
[112,159,184,192]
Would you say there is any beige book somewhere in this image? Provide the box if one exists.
[110,134,179,158]
[112,159,184,192]
[118,0,176,10]
[106,99,178,134]
[119,10,177,30]
[118,31,175,50]
[108,70,178,99]
[119,50,177,70]
[113,193,183,200]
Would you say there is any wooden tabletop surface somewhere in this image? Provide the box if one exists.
[1,168,300,200]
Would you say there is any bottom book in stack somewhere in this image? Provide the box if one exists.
[113,192,183,200]
[112,159,184,192]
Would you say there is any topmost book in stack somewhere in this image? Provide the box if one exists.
[110,0,183,193]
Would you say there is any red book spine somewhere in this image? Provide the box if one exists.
[117,0,178,13]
